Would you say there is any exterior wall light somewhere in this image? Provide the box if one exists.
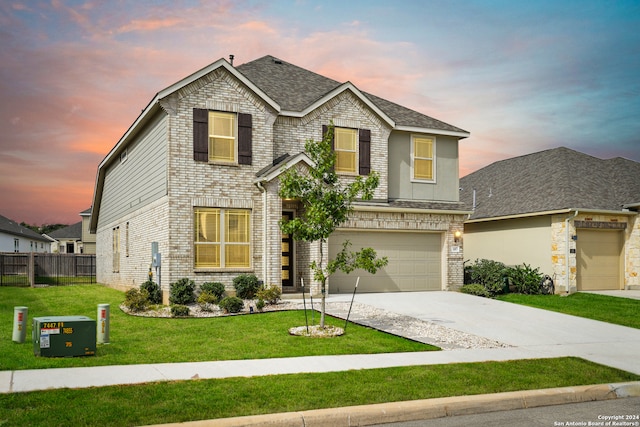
[454,230,462,243]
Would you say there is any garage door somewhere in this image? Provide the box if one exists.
[576,230,622,291]
[328,231,442,293]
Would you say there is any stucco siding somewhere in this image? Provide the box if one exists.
[99,114,168,228]
[464,216,552,273]
[388,131,459,202]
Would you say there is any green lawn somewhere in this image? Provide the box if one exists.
[497,292,640,329]
[1,357,637,426]
[2,286,639,426]
[1,285,435,371]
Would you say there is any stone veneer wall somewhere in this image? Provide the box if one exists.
[551,212,640,292]
[627,213,640,289]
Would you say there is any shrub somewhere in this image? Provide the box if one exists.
[169,278,196,305]
[140,280,162,304]
[460,284,491,298]
[507,263,544,294]
[218,296,244,313]
[464,259,508,296]
[256,284,282,305]
[256,298,266,312]
[197,290,219,309]
[200,282,225,300]
[124,288,150,312]
[233,274,261,299]
[170,304,190,317]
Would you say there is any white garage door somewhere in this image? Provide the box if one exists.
[328,231,442,293]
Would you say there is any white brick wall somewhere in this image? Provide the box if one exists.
[97,66,467,296]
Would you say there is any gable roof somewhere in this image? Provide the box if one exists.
[91,55,469,232]
[237,55,468,136]
[47,222,83,240]
[0,214,50,242]
[460,147,640,220]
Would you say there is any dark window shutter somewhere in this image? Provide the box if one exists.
[359,128,371,175]
[193,108,208,162]
[323,124,335,171]
[238,113,252,165]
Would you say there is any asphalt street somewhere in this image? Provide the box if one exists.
[384,396,640,427]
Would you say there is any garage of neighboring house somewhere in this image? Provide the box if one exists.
[576,228,623,291]
[328,230,443,293]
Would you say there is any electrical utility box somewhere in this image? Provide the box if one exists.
[33,316,96,357]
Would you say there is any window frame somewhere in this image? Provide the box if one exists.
[411,135,436,183]
[333,127,358,175]
[113,226,120,273]
[194,207,252,270]
[208,111,237,164]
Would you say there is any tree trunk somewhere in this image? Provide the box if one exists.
[320,279,326,328]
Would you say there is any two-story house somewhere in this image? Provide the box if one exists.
[90,55,470,299]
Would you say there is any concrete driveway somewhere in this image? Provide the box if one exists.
[328,291,640,375]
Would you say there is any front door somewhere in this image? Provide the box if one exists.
[281,212,294,288]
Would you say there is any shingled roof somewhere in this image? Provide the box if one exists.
[459,147,640,220]
[0,214,50,242]
[48,222,83,240]
[236,55,467,134]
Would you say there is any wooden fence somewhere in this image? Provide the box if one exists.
[0,253,96,286]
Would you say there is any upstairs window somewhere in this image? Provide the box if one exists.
[323,125,371,176]
[412,136,435,181]
[194,208,251,269]
[208,111,236,162]
[334,127,357,174]
[193,109,252,165]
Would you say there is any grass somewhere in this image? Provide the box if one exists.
[0,285,436,371]
[2,286,639,426]
[497,292,640,329]
[1,357,637,426]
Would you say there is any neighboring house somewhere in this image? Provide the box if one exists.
[0,214,52,253]
[459,147,640,292]
[90,55,470,298]
[48,222,84,253]
[80,207,96,254]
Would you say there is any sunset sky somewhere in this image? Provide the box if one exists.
[1,0,639,226]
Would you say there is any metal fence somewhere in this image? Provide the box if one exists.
[0,253,96,286]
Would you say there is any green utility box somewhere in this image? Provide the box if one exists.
[33,316,96,357]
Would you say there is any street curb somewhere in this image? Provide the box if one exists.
[143,382,640,427]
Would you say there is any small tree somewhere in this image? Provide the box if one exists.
[279,123,388,327]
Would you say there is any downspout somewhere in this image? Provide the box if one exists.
[256,181,268,284]
[565,210,579,294]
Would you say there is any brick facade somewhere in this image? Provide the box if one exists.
[95,61,469,297]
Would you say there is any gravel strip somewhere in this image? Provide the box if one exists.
[123,299,509,350]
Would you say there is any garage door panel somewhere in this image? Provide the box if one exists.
[577,230,622,291]
[329,231,442,293]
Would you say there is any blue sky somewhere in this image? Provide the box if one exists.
[1,0,639,224]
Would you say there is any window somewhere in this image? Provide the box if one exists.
[334,127,358,173]
[193,109,252,165]
[323,125,371,176]
[208,111,236,162]
[412,136,435,181]
[14,238,19,253]
[113,227,120,273]
[194,208,251,268]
